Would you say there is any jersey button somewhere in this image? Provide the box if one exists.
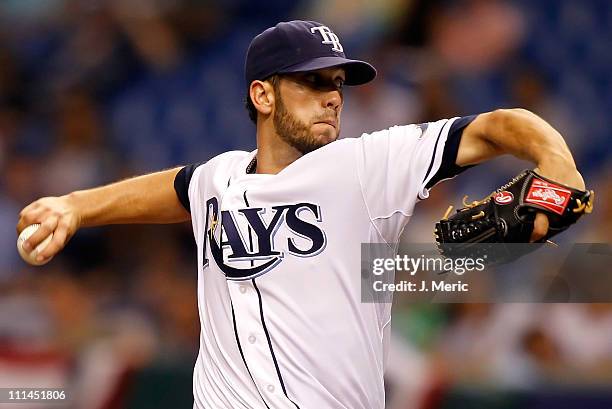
[239,285,247,294]
[266,385,275,393]
[248,335,256,344]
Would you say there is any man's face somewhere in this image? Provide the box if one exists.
[273,67,345,154]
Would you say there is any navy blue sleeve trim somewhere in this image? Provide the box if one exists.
[425,115,478,189]
[173,163,204,213]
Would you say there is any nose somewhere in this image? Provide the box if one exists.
[323,89,342,111]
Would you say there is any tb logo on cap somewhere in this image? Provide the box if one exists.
[310,26,343,53]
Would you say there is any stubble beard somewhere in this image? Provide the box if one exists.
[273,90,339,155]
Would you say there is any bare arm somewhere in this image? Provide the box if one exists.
[17,167,190,263]
[456,108,586,240]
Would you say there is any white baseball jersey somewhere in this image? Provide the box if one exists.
[174,116,476,409]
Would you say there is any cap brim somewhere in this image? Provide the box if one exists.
[278,56,376,86]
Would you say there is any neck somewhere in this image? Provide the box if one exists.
[254,122,303,174]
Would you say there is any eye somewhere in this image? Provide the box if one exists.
[335,79,345,89]
[304,74,318,83]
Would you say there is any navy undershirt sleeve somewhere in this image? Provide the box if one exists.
[173,163,204,213]
[425,115,478,189]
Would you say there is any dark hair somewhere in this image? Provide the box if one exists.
[244,75,280,124]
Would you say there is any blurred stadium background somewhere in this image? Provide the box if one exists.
[1,0,611,408]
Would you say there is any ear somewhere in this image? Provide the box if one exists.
[249,80,275,117]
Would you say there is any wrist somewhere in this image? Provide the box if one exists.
[64,191,86,228]
[535,155,585,191]
[536,148,575,170]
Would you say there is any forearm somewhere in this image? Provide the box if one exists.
[68,167,190,227]
[17,167,190,262]
[480,108,576,168]
[458,108,584,190]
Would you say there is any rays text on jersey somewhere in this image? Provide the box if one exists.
[202,197,327,280]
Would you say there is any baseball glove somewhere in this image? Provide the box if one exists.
[434,170,594,264]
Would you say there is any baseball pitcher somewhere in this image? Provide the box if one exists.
[17,21,591,408]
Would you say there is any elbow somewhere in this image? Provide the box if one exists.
[484,108,548,141]
[486,108,575,164]
[486,108,538,131]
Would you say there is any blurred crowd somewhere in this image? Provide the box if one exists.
[0,0,611,408]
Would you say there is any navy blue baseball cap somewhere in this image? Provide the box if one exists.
[245,20,377,88]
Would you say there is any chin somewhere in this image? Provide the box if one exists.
[314,130,338,144]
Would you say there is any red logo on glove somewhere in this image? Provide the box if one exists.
[525,178,571,215]
[493,191,514,205]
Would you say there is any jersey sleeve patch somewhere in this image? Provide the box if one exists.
[425,114,478,189]
[174,162,204,213]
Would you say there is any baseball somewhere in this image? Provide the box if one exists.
[17,224,53,266]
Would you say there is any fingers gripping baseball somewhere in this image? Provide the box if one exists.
[17,197,80,262]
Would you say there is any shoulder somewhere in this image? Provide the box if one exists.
[180,150,251,187]
[197,150,251,175]
[359,120,450,142]
[205,150,251,168]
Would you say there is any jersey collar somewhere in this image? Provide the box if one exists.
[246,156,257,174]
